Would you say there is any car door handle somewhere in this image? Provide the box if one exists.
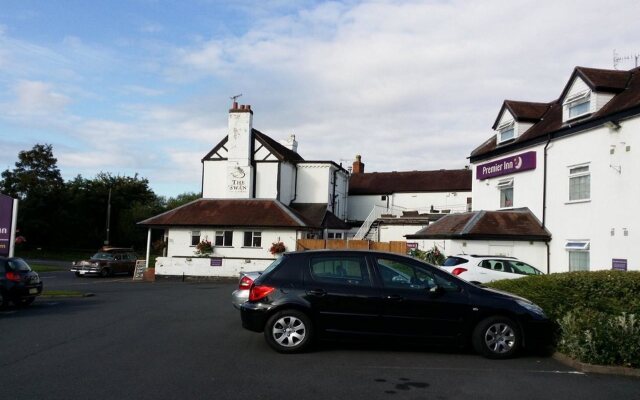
[385,295,404,301]
[307,289,327,297]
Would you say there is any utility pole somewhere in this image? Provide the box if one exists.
[105,187,112,246]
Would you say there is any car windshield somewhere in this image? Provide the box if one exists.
[7,259,32,272]
[92,252,115,260]
[260,255,287,277]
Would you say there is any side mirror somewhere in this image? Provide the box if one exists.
[428,285,444,296]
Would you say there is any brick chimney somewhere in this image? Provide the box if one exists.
[279,134,298,153]
[352,154,364,174]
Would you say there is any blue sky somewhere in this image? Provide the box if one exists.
[1,0,639,197]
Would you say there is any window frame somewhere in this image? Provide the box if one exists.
[190,230,201,247]
[568,164,591,202]
[497,178,514,208]
[564,90,591,121]
[565,240,590,272]
[496,121,515,144]
[243,231,262,248]
[215,230,233,247]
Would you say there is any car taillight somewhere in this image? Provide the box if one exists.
[239,275,253,290]
[6,272,22,282]
[249,284,275,302]
[451,267,467,276]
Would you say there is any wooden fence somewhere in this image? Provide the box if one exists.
[296,239,407,255]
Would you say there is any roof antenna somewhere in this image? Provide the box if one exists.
[230,93,242,108]
[613,49,640,70]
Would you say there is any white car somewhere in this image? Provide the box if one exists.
[440,254,544,284]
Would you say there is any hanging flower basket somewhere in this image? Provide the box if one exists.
[269,241,286,255]
[195,239,213,256]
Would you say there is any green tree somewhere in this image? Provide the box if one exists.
[162,192,200,210]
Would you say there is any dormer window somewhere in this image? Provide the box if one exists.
[497,121,515,143]
[564,90,591,120]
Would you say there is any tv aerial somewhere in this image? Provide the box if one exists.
[613,49,639,70]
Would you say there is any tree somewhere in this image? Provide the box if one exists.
[0,144,64,199]
[162,192,200,211]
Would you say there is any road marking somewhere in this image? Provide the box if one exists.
[363,366,585,375]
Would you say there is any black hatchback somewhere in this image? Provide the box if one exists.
[240,250,552,359]
[0,257,43,309]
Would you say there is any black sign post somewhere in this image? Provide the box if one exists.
[0,193,17,257]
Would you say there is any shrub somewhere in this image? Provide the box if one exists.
[269,241,286,255]
[410,245,445,266]
[487,271,640,367]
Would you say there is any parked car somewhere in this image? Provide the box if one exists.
[0,257,43,309]
[240,250,551,358]
[70,247,138,277]
[232,271,261,309]
[441,254,544,284]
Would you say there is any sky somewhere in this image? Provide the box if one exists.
[1,0,639,198]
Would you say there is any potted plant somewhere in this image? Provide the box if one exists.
[269,241,286,255]
[195,239,213,257]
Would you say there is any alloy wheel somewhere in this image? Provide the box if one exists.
[484,322,516,354]
[272,316,306,348]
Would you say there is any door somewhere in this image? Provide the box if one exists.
[372,255,469,342]
[304,253,382,335]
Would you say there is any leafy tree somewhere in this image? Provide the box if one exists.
[162,192,200,210]
[0,144,63,199]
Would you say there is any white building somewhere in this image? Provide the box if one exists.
[414,66,640,273]
[140,102,350,278]
[346,155,472,242]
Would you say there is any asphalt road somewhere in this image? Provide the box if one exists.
[1,272,638,400]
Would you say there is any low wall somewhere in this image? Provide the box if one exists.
[154,256,274,278]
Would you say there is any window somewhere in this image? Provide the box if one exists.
[310,256,370,286]
[215,231,233,247]
[565,240,590,271]
[569,165,590,201]
[327,232,343,239]
[243,231,262,247]
[190,231,201,246]
[376,257,458,291]
[497,121,515,143]
[508,261,542,276]
[497,179,513,208]
[564,91,591,120]
[478,259,514,273]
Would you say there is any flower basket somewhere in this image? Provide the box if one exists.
[194,239,213,256]
[269,241,286,255]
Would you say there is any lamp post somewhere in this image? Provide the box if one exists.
[104,187,111,246]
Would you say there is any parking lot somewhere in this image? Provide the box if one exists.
[1,271,638,400]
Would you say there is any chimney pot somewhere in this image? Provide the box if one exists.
[232,101,238,109]
[240,104,246,110]
[246,105,251,110]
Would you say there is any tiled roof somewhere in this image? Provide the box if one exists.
[138,199,308,228]
[349,169,472,195]
[289,203,350,230]
[472,66,640,161]
[406,208,551,241]
[491,100,552,129]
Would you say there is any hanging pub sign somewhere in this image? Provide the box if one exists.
[476,151,537,180]
[0,193,16,257]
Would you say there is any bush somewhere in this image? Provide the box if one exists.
[410,245,445,266]
[487,271,640,368]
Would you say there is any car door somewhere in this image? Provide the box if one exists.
[372,254,470,343]
[304,253,382,335]
[481,259,518,281]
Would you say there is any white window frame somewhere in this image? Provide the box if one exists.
[327,232,344,239]
[497,178,514,209]
[568,164,590,202]
[190,231,201,247]
[215,230,233,247]
[564,90,591,121]
[496,121,515,144]
[565,240,590,271]
[243,231,262,248]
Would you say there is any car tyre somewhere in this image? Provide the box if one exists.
[16,297,36,307]
[472,316,521,359]
[75,272,82,277]
[264,310,313,353]
[100,268,111,278]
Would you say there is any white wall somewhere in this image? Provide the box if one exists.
[279,162,296,205]
[202,160,227,198]
[330,169,349,219]
[378,224,428,242]
[155,256,275,278]
[255,162,278,199]
[295,164,331,203]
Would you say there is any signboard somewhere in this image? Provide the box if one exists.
[612,258,628,271]
[210,258,223,267]
[406,242,418,250]
[227,166,249,193]
[132,260,147,281]
[0,194,15,257]
[476,151,537,180]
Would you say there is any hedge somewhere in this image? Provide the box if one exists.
[487,271,640,368]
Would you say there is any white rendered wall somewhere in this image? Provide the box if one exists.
[330,169,349,219]
[378,224,428,242]
[255,162,278,199]
[294,164,331,204]
[155,256,274,278]
[279,162,296,205]
[202,160,227,198]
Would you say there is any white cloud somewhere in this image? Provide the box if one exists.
[8,80,70,115]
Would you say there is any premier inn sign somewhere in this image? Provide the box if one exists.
[0,193,15,256]
[476,151,537,180]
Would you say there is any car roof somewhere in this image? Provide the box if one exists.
[449,254,518,260]
[99,247,134,252]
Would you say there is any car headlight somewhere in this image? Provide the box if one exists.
[516,299,547,317]
[91,262,100,267]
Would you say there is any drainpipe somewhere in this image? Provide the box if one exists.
[291,165,298,203]
[542,134,551,274]
[331,167,338,213]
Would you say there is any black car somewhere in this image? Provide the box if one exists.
[240,250,552,358]
[0,257,43,309]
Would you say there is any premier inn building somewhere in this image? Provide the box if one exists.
[411,66,640,273]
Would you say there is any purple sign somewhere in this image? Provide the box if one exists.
[612,259,627,271]
[407,242,418,249]
[476,151,537,180]
[210,258,223,267]
[0,194,14,257]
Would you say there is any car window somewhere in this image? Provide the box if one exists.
[7,259,32,272]
[508,261,542,275]
[478,259,513,273]
[92,252,115,260]
[443,256,468,266]
[376,257,458,291]
[310,256,370,286]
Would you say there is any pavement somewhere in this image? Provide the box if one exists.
[1,271,638,400]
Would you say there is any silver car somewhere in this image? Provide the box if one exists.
[231,271,261,309]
